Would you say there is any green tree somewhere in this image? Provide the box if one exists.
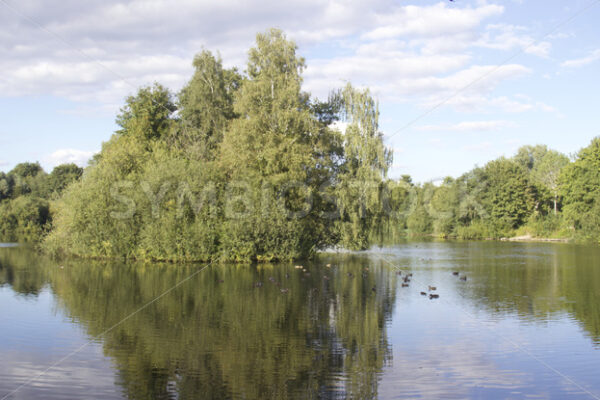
[0,196,50,242]
[513,145,550,171]
[428,177,460,237]
[513,145,570,214]
[116,83,176,142]
[560,137,600,241]
[176,50,241,159]
[0,172,14,200]
[335,84,392,249]
[480,158,536,231]
[531,150,570,214]
[47,163,84,197]
[9,162,43,178]
[44,134,150,258]
[8,162,47,198]
[218,28,334,261]
[406,184,433,235]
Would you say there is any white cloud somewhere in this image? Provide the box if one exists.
[410,65,530,113]
[0,0,395,106]
[46,149,95,168]
[476,24,551,58]
[0,0,559,124]
[561,49,600,68]
[1,55,193,107]
[363,3,504,39]
[304,51,472,99]
[417,120,515,132]
[0,1,526,105]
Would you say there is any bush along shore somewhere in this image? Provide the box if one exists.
[1,29,599,262]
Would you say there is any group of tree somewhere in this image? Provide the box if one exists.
[0,162,82,241]
[42,29,391,262]
[394,140,600,243]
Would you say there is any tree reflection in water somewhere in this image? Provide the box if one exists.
[1,247,396,399]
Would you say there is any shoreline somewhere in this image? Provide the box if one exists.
[499,234,569,243]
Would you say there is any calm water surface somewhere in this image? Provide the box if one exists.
[1,241,599,399]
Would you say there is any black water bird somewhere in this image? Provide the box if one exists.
[429,294,440,299]
[460,276,467,281]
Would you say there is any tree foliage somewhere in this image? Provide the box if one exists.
[175,50,241,159]
[43,29,391,262]
[116,83,176,142]
[560,137,600,241]
[0,162,83,242]
[335,84,392,249]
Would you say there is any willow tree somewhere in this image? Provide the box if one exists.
[45,86,176,259]
[335,84,392,250]
[218,29,333,261]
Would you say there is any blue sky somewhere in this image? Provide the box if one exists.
[0,0,599,182]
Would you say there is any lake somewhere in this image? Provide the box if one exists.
[1,241,600,399]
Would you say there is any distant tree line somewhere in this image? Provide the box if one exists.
[0,162,82,241]
[2,29,599,258]
[389,141,600,243]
